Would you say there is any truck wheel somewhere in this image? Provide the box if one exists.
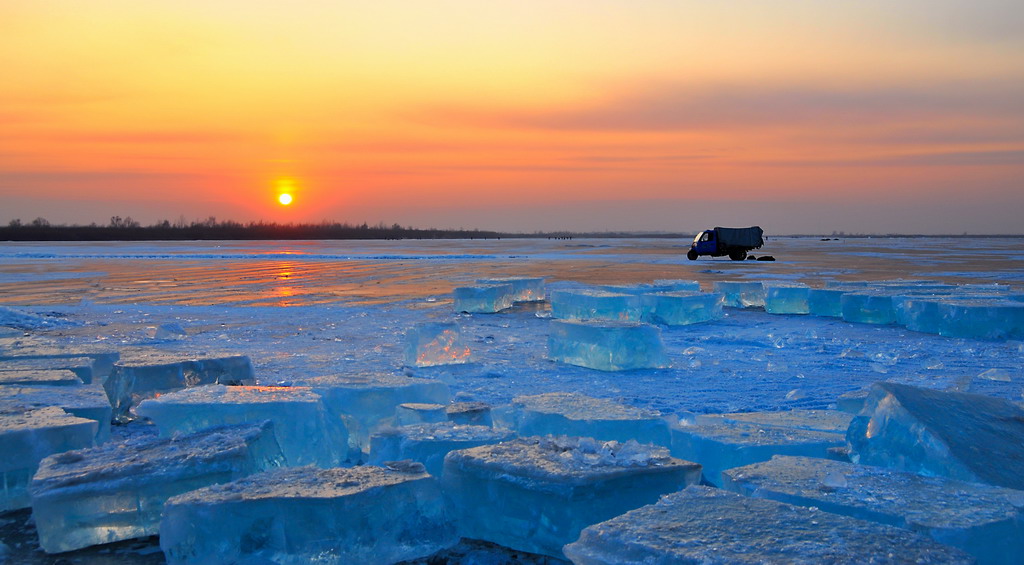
[686,250,698,261]
[729,250,746,261]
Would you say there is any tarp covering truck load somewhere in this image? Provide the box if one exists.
[687,226,764,261]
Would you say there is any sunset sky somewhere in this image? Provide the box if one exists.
[2,1,1022,234]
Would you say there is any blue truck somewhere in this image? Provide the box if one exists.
[687,226,764,261]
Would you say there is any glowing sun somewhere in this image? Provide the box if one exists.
[278,193,293,206]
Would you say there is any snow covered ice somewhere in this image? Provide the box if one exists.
[452,283,514,313]
[29,421,284,553]
[0,368,82,387]
[368,421,515,477]
[160,464,456,565]
[507,392,670,446]
[547,319,670,371]
[563,485,975,564]
[445,401,492,426]
[0,356,98,384]
[722,455,1024,565]
[0,384,111,442]
[442,436,700,559]
[639,290,723,325]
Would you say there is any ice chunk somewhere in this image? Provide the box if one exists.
[369,422,514,477]
[712,280,765,308]
[712,409,853,434]
[452,283,514,313]
[160,465,456,565]
[808,288,847,317]
[442,437,700,559]
[841,291,897,324]
[446,401,492,426]
[404,322,472,367]
[297,373,450,456]
[835,388,871,414]
[153,322,187,340]
[848,382,1024,489]
[103,353,255,423]
[639,291,723,325]
[0,368,81,387]
[938,299,1024,340]
[0,356,98,384]
[395,402,448,426]
[136,385,344,467]
[722,455,1024,565]
[763,282,810,314]
[549,289,643,322]
[509,392,670,446]
[476,277,546,302]
[0,347,118,383]
[29,421,283,553]
[0,385,112,443]
[0,407,96,511]
[563,485,974,564]
[548,320,670,371]
[670,414,846,486]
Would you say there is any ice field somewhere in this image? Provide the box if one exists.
[1,236,1023,563]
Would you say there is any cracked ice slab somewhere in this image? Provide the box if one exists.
[563,485,975,564]
[136,385,344,467]
[508,392,670,446]
[848,382,1024,490]
[0,385,112,443]
[722,455,1024,565]
[29,421,284,554]
[547,320,670,371]
[0,407,96,512]
[369,422,515,477]
[160,464,456,565]
[443,436,700,559]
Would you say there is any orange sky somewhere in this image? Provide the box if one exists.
[2,1,1023,233]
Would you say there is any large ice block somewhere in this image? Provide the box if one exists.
[0,385,112,443]
[763,282,810,314]
[442,437,701,559]
[395,402,447,426]
[136,385,343,467]
[722,455,1024,565]
[549,289,643,322]
[841,291,897,324]
[29,421,284,553]
[937,299,1024,340]
[848,382,1024,489]
[404,322,472,367]
[509,392,670,446]
[0,348,118,383]
[712,409,853,434]
[0,407,96,511]
[476,277,546,302]
[712,280,765,308]
[563,486,974,564]
[369,422,514,477]
[160,465,456,565]
[0,368,81,387]
[452,283,514,313]
[547,320,670,371]
[639,291,723,325]
[807,288,848,317]
[0,356,97,384]
[670,414,846,486]
[103,353,255,422]
[446,401,492,426]
[297,373,450,456]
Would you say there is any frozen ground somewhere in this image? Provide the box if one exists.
[1,236,1023,562]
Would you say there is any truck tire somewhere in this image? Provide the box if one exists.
[729,250,746,261]
[687,249,698,261]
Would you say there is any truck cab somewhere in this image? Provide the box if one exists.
[687,226,764,261]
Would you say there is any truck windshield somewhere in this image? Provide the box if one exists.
[692,232,704,244]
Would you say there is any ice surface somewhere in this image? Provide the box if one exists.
[670,413,846,486]
[639,291,723,325]
[136,385,343,467]
[764,282,811,314]
[395,402,447,426]
[104,353,255,422]
[296,373,450,456]
[368,421,514,477]
[508,392,670,446]
[848,382,1024,489]
[549,289,643,322]
[713,280,765,308]
[160,464,456,565]
[0,407,96,511]
[0,368,81,387]
[446,401,492,426]
[563,485,975,564]
[547,320,670,371]
[0,385,112,443]
[404,322,472,367]
[29,421,284,553]
[452,283,514,313]
[0,356,97,384]
[722,455,1024,565]
[477,277,546,302]
[937,299,1024,340]
[442,436,700,559]
[807,288,847,317]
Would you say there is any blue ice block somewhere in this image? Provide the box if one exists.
[395,402,447,426]
[452,283,514,313]
[937,299,1024,340]
[404,322,472,367]
[549,289,643,321]
[30,422,283,554]
[476,277,546,302]
[808,288,848,317]
[712,409,853,434]
[563,486,974,564]
[368,422,514,477]
[442,437,701,559]
[640,291,723,325]
[0,385,111,443]
[547,320,670,371]
[653,279,702,291]
[712,280,765,308]
[848,382,1024,490]
[723,455,1024,565]
[763,283,810,314]
[841,291,897,324]
[510,392,670,446]
[160,465,456,565]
